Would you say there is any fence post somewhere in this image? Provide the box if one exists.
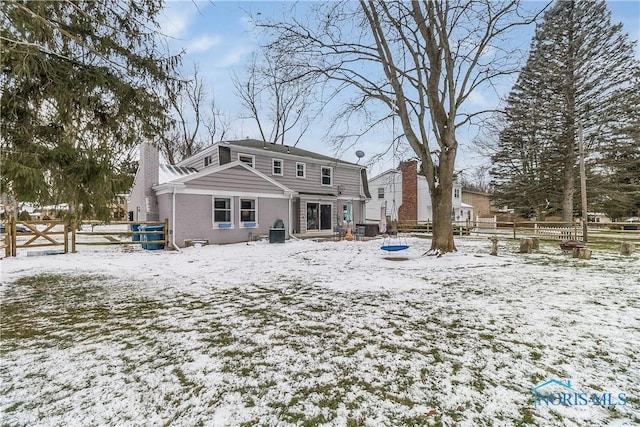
[11,216,17,257]
[64,222,69,254]
[72,221,77,253]
[4,217,10,258]
[513,221,517,239]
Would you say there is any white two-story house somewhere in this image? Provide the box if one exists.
[128,139,371,246]
[365,160,473,224]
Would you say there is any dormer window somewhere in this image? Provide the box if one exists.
[204,155,213,167]
[238,153,254,168]
[272,159,283,176]
[296,162,306,178]
[321,166,332,186]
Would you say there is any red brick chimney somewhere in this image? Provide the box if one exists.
[398,160,418,223]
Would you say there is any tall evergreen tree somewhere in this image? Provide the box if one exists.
[596,79,640,219]
[1,0,181,220]
[491,48,565,219]
[491,0,640,221]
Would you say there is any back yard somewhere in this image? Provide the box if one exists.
[1,237,638,426]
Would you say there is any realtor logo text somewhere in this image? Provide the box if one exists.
[532,379,627,409]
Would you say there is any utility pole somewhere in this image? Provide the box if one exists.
[578,124,588,243]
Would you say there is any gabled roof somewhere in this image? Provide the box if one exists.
[224,139,360,166]
[368,169,400,182]
[155,161,294,194]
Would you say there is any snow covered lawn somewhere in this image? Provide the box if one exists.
[1,237,638,426]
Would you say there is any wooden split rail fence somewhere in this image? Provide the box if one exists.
[2,218,169,257]
[391,219,639,244]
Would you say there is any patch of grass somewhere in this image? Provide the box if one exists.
[516,407,536,426]
[346,416,366,426]
[400,414,432,426]
[430,348,443,363]
[471,377,486,393]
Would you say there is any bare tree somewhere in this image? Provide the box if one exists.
[257,1,544,253]
[203,94,232,145]
[460,165,492,194]
[233,51,315,146]
[160,64,232,164]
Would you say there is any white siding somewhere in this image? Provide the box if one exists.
[365,171,471,223]
[365,171,402,221]
[417,176,432,222]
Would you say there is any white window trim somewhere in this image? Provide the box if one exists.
[212,196,234,229]
[378,187,385,199]
[238,153,255,168]
[321,166,333,187]
[204,155,213,167]
[272,158,284,176]
[239,198,258,228]
[296,162,306,179]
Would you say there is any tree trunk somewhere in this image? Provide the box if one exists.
[620,242,635,256]
[519,238,533,254]
[562,144,575,222]
[428,149,457,255]
[489,237,498,256]
[430,188,456,254]
[562,2,577,223]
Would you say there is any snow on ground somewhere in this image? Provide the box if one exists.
[1,236,639,426]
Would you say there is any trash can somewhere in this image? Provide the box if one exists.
[356,223,379,237]
[130,223,141,242]
[141,225,165,250]
[269,219,286,243]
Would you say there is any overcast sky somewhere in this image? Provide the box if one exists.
[157,1,640,176]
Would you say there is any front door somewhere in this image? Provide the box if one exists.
[307,203,332,231]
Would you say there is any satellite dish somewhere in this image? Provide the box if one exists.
[355,150,365,159]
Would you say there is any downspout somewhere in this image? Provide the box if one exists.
[288,192,299,241]
[171,184,181,252]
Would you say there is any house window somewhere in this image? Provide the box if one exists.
[296,162,306,178]
[321,166,332,186]
[378,187,384,199]
[240,198,257,227]
[454,188,460,198]
[238,153,254,168]
[213,197,232,228]
[272,159,283,176]
[204,155,213,167]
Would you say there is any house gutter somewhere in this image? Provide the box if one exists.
[288,192,293,239]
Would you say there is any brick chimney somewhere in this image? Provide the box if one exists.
[139,140,159,221]
[398,160,418,223]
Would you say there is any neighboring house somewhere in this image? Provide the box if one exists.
[461,189,492,219]
[588,212,611,224]
[365,160,473,223]
[127,139,371,247]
